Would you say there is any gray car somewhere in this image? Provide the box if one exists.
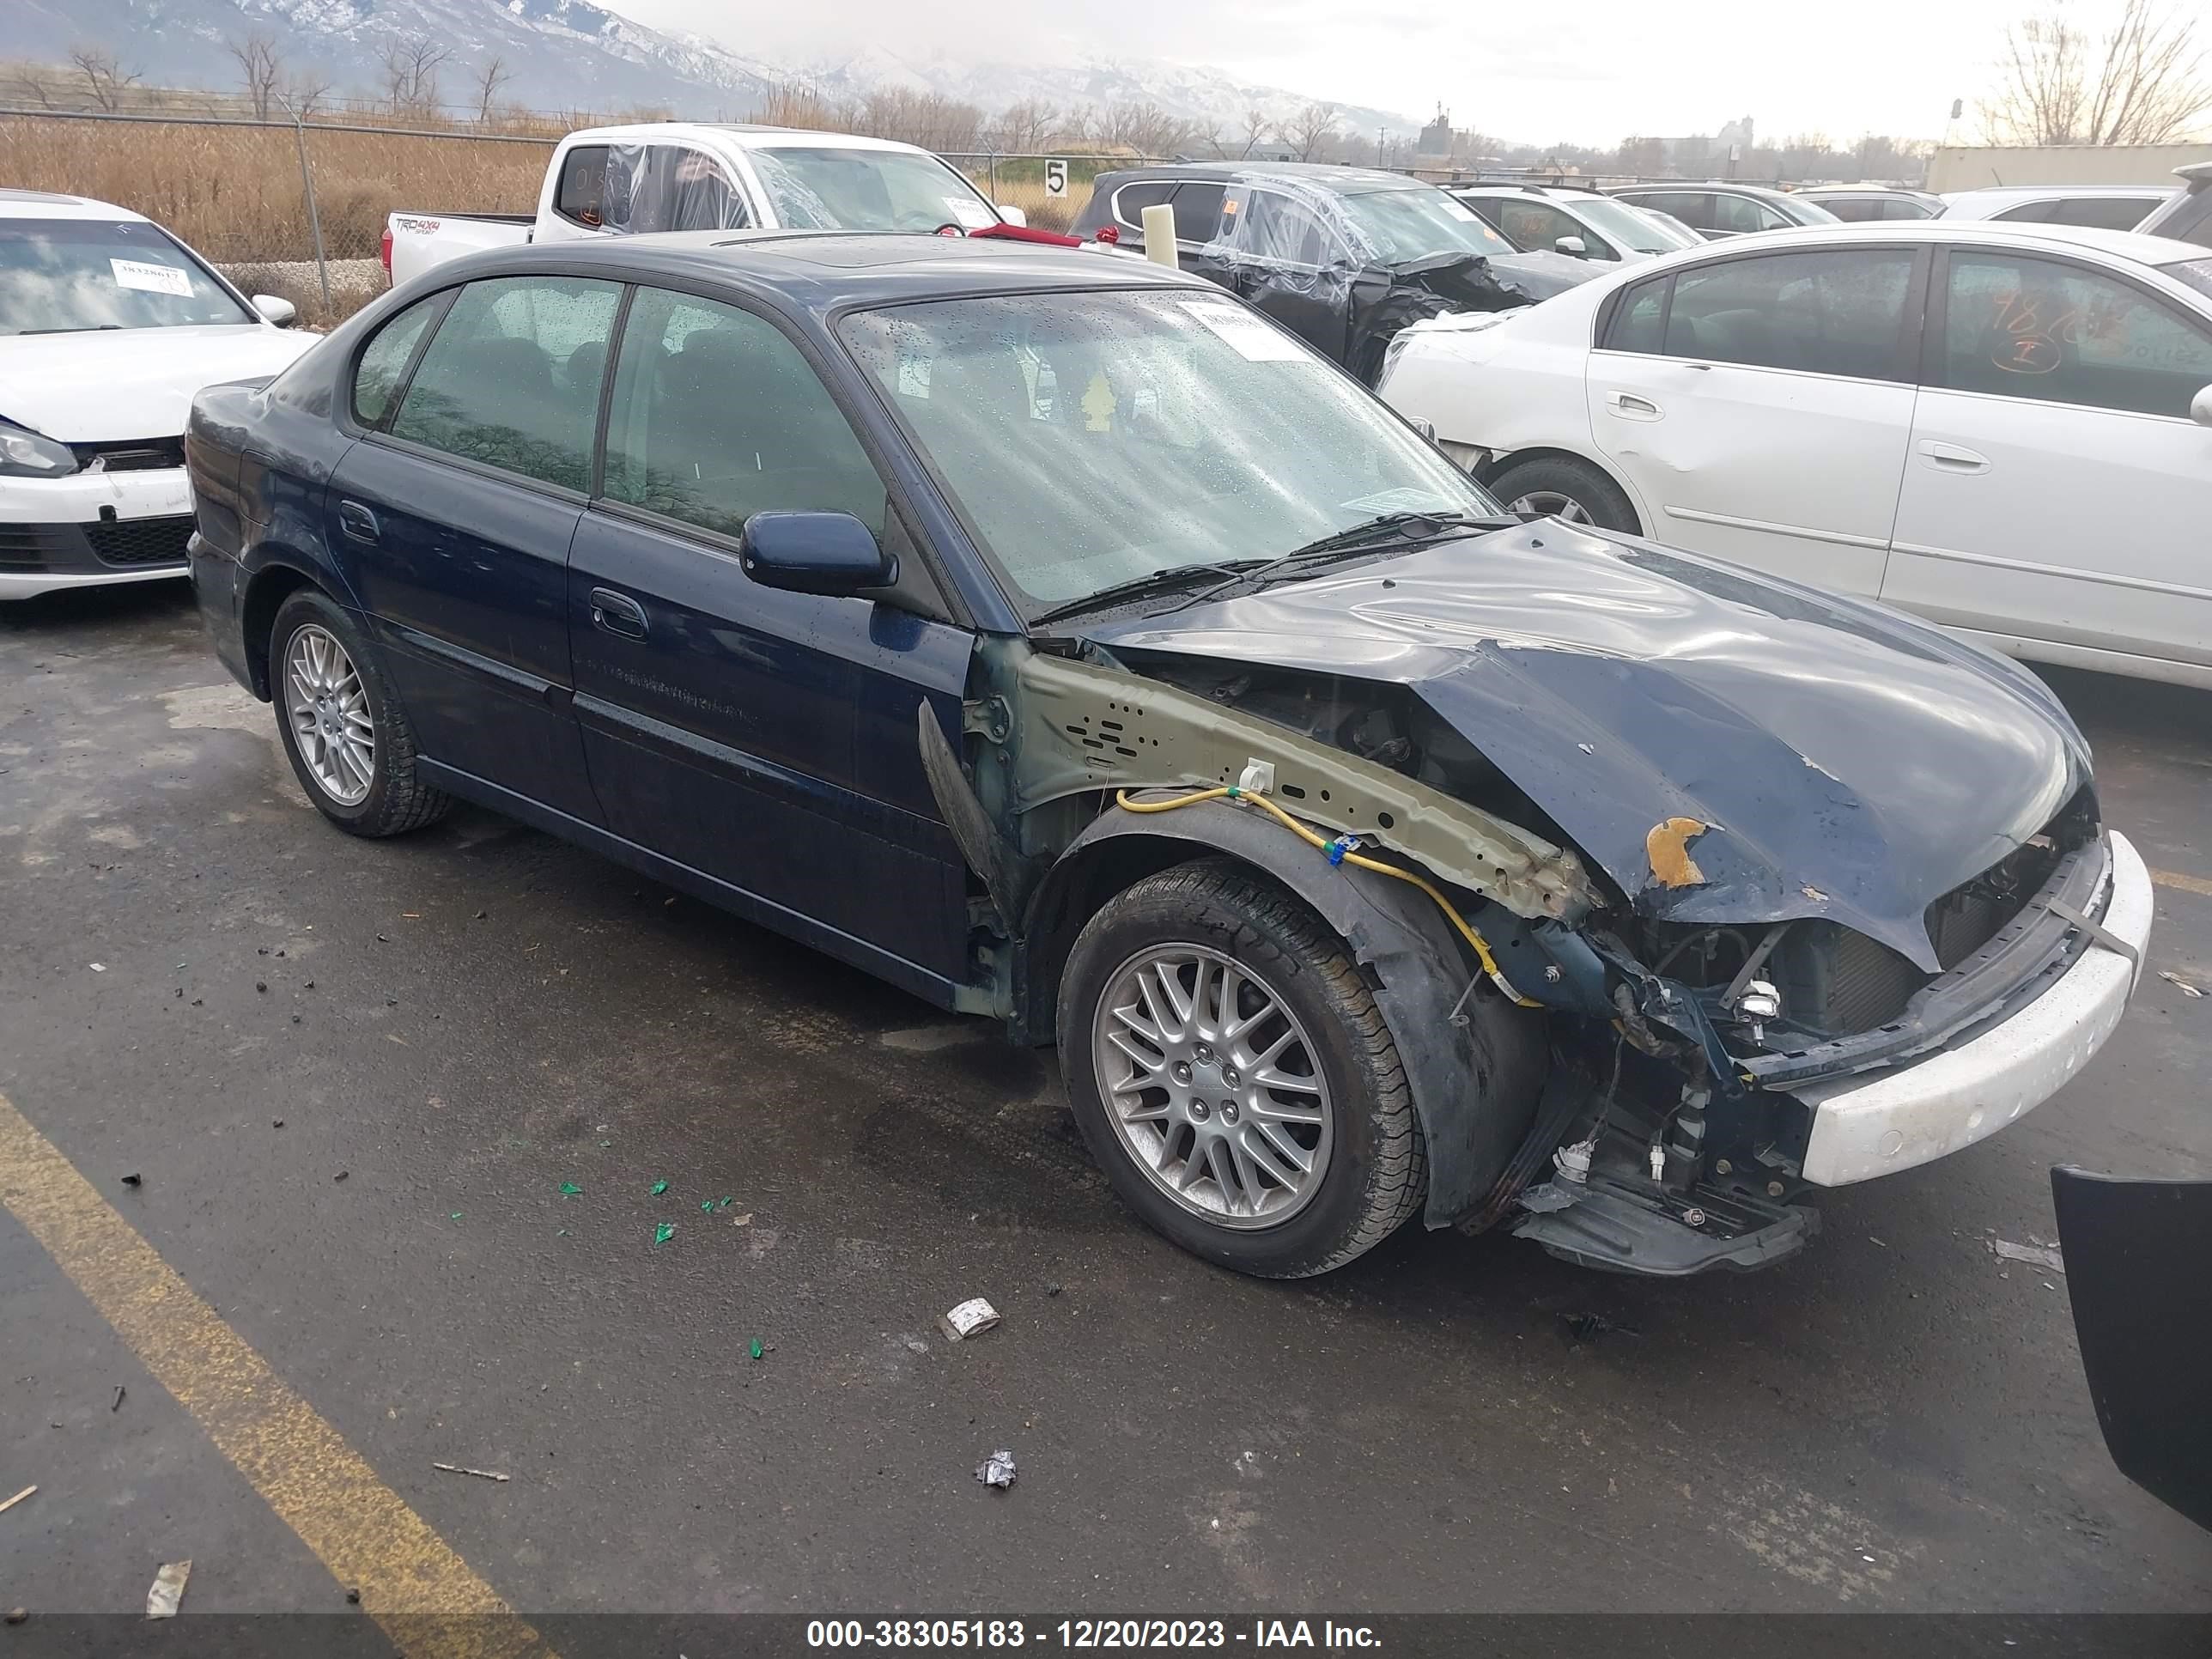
[1607,182,1840,239]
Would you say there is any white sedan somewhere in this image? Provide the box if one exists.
[2,190,316,601]
[1381,219,2212,690]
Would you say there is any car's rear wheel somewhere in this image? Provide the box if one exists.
[1488,455,1640,533]
[1058,860,1425,1278]
[270,589,451,838]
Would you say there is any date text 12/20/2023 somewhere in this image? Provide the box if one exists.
[805,1620,1383,1648]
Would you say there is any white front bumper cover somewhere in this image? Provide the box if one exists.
[1795,830,2152,1187]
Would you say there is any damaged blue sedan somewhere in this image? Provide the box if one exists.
[185,232,2154,1279]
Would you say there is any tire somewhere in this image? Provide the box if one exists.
[1486,455,1640,533]
[269,588,452,838]
[1058,860,1425,1279]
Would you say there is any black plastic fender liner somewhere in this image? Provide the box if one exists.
[1041,796,1549,1227]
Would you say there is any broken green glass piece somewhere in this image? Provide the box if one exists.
[654,1222,676,1245]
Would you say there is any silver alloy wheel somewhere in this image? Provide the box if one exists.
[1507,490,1595,524]
[281,623,374,806]
[1091,943,1334,1229]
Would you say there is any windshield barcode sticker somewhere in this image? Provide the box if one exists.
[111,258,193,296]
[1178,301,1306,362]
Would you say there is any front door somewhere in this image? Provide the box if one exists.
[1883,246,2212,678]
[331,272,622,823]
[565,284,975,1001]
[1585,245,1923,597]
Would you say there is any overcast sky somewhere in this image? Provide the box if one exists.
[616,0,2048,143]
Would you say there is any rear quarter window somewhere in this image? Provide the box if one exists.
[351,296,441,428]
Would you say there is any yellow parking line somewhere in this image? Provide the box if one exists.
[0,1091,552,1658]
[2152,868,2212,899]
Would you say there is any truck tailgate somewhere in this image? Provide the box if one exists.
[386,213,533,287]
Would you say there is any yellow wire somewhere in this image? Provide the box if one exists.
[1114,787,1539,1006]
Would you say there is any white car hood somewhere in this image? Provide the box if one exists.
[0,325,316,443]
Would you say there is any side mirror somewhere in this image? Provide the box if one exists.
[252,294,299,328]
[2193,384,2212,428]
[1554,235,1589,258]
[739,511,895,597]
[995,204,1029,228]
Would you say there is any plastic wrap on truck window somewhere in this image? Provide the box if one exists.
[602,144,753,234]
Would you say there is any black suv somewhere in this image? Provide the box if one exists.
[1068,162,1595,383]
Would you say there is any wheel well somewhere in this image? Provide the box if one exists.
[1477,447,1643,534]
[1017,833,1214,1044]
[239,565,319,700]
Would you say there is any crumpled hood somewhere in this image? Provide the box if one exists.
[0,325,314,442]
[1081,522,2090,971]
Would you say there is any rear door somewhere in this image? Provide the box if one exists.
[1883,245,2212,676]
[1584,244,1925,596]
[329,273,621,822]
[565,284,975,1001]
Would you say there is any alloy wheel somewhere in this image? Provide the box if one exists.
[281,623,374,806]
[1091,943,1334,1229]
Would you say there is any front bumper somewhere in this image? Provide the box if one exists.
[1795,830,2152,1186]
[0,466,196,600]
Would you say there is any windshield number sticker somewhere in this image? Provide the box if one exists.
[111,258,193,296]
[1178,301,1306,362]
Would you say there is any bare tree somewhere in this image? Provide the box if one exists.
[1237,103,1272,159]
[1277,101,1340,162]
[471,53,514,124]
[68,44,143,112]
[1984,0,2210,144]
[381,36,452,117]
[280,68,333,122]
[987,98,1061,154]
[1086,100,1195,158]
[227,30,283,119]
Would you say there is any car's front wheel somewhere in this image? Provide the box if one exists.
[270,588,451,837]
[1487,455,1640,533]
[1058,860,1425,1278]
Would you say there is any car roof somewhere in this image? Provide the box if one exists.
[444,229,1210,313]
[1797,185,1936,198]
[572,121,933,156]
[1613,181,1797,202]
[1096,162,1427,196]
[1942,183,2176,204]
[1611,216,2209,271]
[0,188,150,222]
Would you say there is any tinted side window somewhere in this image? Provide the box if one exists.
[1881,198,1938,221]
[2047,196,2160,231]
[1602,276,1668,352]
[1991,199,2056,224]
[1638,191,1713,230]
[1710,192,1784,234]
[553,145,609,228]
[1113,180,1179,231]
[2145,191,2212,249]
[602,288,886,540]
[1169,183,1226,241]
[386,276,621,490]
[1663,248,1915,378]
[1496,199,1580,251]
[351,296,440,428]
[1940,252,2212,417]
[1820,198,1882,222]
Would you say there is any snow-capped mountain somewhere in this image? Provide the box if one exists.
[12,0,1418,138]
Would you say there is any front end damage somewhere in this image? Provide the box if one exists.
[920,526,2151,1278]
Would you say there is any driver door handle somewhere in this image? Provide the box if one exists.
[1607,390,1662,420]
[589,587,648,641]
[337,500,380,543]
[1917,440,1990,473]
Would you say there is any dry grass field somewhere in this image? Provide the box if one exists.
[0,116,551,262]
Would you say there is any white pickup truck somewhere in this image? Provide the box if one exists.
[381,122,1040,288]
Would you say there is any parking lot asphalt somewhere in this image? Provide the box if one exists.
[3,581,2209,1620]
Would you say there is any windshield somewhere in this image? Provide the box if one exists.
[1573,195,1701,252]
[751,147,1000,234]
[0,218,250,335]
[1339,187,1512,264]
[839,289,1500,616]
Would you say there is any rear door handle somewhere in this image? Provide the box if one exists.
[1917,440,1990,473]
[588,586,649,641]
[1607,391,1662,419]
[337,500,380,543]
